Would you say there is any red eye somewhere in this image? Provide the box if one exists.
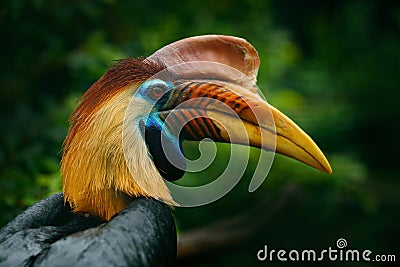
[146,82,169,101]
[141,79,171,101]
[152,86,164,98]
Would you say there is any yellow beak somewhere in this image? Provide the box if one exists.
[160,81,332,174]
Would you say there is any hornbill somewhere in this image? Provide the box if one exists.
[0,35,331,266]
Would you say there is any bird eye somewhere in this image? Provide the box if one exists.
[142,79,171,101]
[150,85,164,99]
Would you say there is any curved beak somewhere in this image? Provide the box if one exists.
[158,81,332,174]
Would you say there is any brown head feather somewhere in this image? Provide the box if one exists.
[66,58,164,144]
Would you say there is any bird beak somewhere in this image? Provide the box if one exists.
[158,81,332,174]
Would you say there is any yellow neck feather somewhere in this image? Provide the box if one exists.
[62,88,174,221]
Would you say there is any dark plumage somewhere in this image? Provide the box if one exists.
[0,194,176,266]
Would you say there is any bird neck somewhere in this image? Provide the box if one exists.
[61,89,173,220]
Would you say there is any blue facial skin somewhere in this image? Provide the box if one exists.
[138,79,173,108]
[137,80,186,181]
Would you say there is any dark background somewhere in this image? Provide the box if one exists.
[1,0,399,266]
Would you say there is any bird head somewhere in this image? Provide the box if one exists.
[62,35,332,221]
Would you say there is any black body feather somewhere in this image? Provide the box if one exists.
[0,193,176,267]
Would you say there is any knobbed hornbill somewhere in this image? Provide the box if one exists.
[0,35,331,266]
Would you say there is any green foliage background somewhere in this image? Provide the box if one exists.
[1,0,399,266]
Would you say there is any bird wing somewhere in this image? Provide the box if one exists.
[0,193,176,267]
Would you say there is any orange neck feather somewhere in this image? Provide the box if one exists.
[61,59,173,221]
